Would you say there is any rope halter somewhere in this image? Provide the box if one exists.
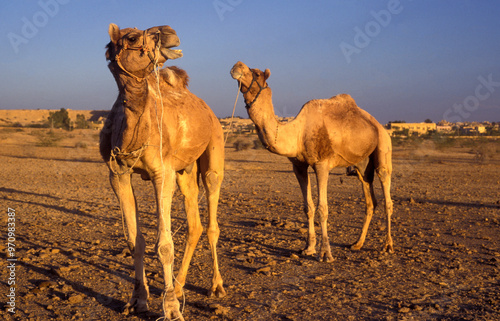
[112,29,160,81]
[242,72,269,109]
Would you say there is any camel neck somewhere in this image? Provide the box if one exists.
[246,89,299,157]
[112,70,154,153]
[117,74,150,110]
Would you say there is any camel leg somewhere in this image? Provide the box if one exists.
[109,172,149,314]
[174,163,202,298]
[351,173,377,251]
[377,166,394,253]
[200,150,226,298]
[292,162,316,256]
[313,163,334,263]
[153,168,184,321]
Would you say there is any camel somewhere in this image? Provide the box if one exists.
[100,23,225,320]
[230,61,394,262]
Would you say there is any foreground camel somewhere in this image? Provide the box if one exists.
[100,24,225,320]
[230,62,394,262]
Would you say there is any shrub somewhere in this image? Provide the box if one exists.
[233,139,252,151]
[253,139,265,150]
[74,141,88,149]
[34,130,63,147]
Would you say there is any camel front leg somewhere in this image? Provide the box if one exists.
[109,172,149,314]
[292,162,316,256]
[174,164,202,299]
[351,177,376,251]
[313,163,334,263]
[154,168,184,321]
[202,169,226,298]
[377,167,394,253]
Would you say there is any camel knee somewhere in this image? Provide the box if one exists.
[303,204,315,217]
[317,204,328,222]
[204,171,221,193]
[189,223,203,242]
[376,167,391,181]
[156,239,174,265]
[385,198,394,216]
[207,224,220,244]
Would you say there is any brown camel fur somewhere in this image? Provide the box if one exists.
[100,24,225,320]
[230,61,394,262]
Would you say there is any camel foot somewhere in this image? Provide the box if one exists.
[122,298,149,315]
[208,283,227,298]
[161,290,185,321]
[301,247,316,256]
[318,251,334,263]
[384,243,394,254]
[350,242,363,251]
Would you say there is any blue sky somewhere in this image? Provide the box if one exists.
[1,0,499,124]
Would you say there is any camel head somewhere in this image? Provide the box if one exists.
[106,23,182,79]
[230,61,271,107]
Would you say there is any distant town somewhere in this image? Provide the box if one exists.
[219,117,500,138]
[0,109,498,137]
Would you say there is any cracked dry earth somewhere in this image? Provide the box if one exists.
[1,128,499,321]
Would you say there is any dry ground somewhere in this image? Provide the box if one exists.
[1,128,499,320]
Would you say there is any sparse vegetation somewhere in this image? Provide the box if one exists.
[32,129,64,147]
[74,141,88,149]
[233,139,252,151]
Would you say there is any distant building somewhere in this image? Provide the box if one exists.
[461,125,486,135]
[387,122,437,136]
[436,125,453,133]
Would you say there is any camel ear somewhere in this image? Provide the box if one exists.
[264,68,271,80]
[108,23,121,44]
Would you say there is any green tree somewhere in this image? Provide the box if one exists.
[48,108,71,130]
[424,118,433,123]
[75,114,88,129]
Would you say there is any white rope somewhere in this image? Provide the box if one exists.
[224,80,242,146]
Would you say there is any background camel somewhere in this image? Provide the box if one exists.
[100,24,225,320]
[230,61,394,262]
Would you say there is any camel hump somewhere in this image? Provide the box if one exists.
[329,93,357,108]
[160,66,190,88]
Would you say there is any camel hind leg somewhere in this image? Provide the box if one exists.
[174,162,203,298]
[200,135,226,298]
[350,158,377,251]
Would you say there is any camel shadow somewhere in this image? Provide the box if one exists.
[393,196,499,209]
[0,187,116,222]
[0,153,102,164]
[18,238,167,320]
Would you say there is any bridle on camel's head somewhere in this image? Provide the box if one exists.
[241,71,269,109]
[111,29,161,81]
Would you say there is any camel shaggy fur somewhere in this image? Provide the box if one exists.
[100,24,225,320]
[230,61,394,262]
